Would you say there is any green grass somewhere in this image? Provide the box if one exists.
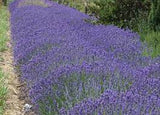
[0,6,9,52]
[141,31,160,57]
[0,6,9,115]
[0,70,7,115]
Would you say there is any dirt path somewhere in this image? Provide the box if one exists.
[1,19,25,115]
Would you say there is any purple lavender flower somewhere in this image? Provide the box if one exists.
[10,0,160,114]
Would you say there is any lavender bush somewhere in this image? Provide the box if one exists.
[10,0,160,114]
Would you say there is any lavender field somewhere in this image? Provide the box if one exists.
[9,0,160,114]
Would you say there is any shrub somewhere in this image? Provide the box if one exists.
[88,0,151,30]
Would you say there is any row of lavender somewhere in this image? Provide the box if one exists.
[10,0,160,114]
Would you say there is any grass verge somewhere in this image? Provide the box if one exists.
[0,70,7,115]
[0,6,9,115]
[141,31,160,57]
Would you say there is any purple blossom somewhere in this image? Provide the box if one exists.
[10,0,160,114]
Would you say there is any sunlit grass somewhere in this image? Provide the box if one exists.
[0,69,7,115]
[0,6,9,52]
[0,6,9,114]
[141,31,160,57]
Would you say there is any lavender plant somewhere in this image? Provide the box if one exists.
[10,0,160,114]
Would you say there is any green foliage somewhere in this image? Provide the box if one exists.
[141,31,160,57]
[90,0,116,24]
[88,0,151,30]
[149,0,160,31]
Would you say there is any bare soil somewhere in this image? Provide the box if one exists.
[1,25,36,115]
